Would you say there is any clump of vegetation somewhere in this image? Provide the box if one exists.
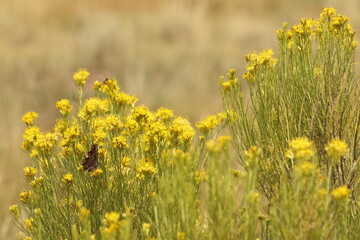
[11,8,360,240]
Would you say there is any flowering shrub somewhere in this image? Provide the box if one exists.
[11,8,360,240]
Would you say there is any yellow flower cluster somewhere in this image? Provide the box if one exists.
[277,8,356,51]
[331,185,350,200]
[56,99,72,115]
[206,136,232,153]
[78,98,110,121]
[136,158,157,179]
[20,190,32,203]
[24,167,37,179]
[286,137,316,161]
[112,136,129,150]
[221,68,240,91]
[242,49,277,82]
[9,205,20,219]
[73,68,90,87]
[294,161,316,177]
[62,173,73,185]
[22,112,38,126]
[93,79,138,107]
[325,138,349,162]
[196,113,226,135]
[61,126,81,146]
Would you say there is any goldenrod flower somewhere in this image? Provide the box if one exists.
[196,115,220,134]
[24,218,34,231]
[62,173,73,185]
[80,208,90,222]
[9,205,20,219]
[56,99,72,115]
[132,106,154,123]
[155,107,174,122]
[105,212,120,225]
[22,112,38,126]
[78,98,110,121]
[113,92,138,107]
[90,169,103,177]
[295,161,316,177]
[177,232,186,240]
[104,115,123,130]
[332,185,350,200]
[287,137,316,161]
[112,136,129,150]
[136,159,157,179]
[34,132,55,152]
[194,170,208,184]
[142,223,151,235]
[24,166,37,179]
[30,177,44,188]
[61,126,81,146]
[73,68,90,87]
[19,190,32,203]
[325,138,349,161]
[93,127,106,145]
[206,136,232,153]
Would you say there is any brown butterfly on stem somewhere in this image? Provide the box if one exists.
[82,144,99,172]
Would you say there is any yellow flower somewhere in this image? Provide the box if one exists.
[132,106,154,123]
[155,107,174,122]
[142,223,151,236]
[22,112,38,126]
[30,177,44,188]
[9,205,20,219]
[125,116,140,133]
[295,161,316,177]
[136,159,157,179]
[113,92,138,107]
[92,127,106,145]
[24,218,34,231]
[90,169,103,177]
[325,138,349,161]
[61,126,81,146]
[177,232,186,240]
[320,8,336,20]
[288,137,316,161]
[112,136,129,150]
[104,115,123,130]
[62,173,73,185]
[206,136,232,153]
[332,185,350,200]
[56,99,72,115]
[196,115,220,134]
[20,191,32,203]
[24,167,37,179]
[34,132,56,152]
[73,68,90,87]
[78,98,110,121]
[99,78,120,96]
[80,208,90,222]
[170,117,196,144]
[194,170,207,184]
[105,212,120,225]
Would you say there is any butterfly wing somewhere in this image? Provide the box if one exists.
[82,144,99,172]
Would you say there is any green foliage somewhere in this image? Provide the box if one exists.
[11,8,360,240]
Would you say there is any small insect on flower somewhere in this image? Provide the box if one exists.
[82,144,99,172]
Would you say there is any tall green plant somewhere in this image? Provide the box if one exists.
[221,8,360,199]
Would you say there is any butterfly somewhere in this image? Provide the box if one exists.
[82,144,99,172]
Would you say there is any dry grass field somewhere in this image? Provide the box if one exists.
[0,0,359,238]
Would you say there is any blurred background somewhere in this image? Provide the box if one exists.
[0,0,359,238]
